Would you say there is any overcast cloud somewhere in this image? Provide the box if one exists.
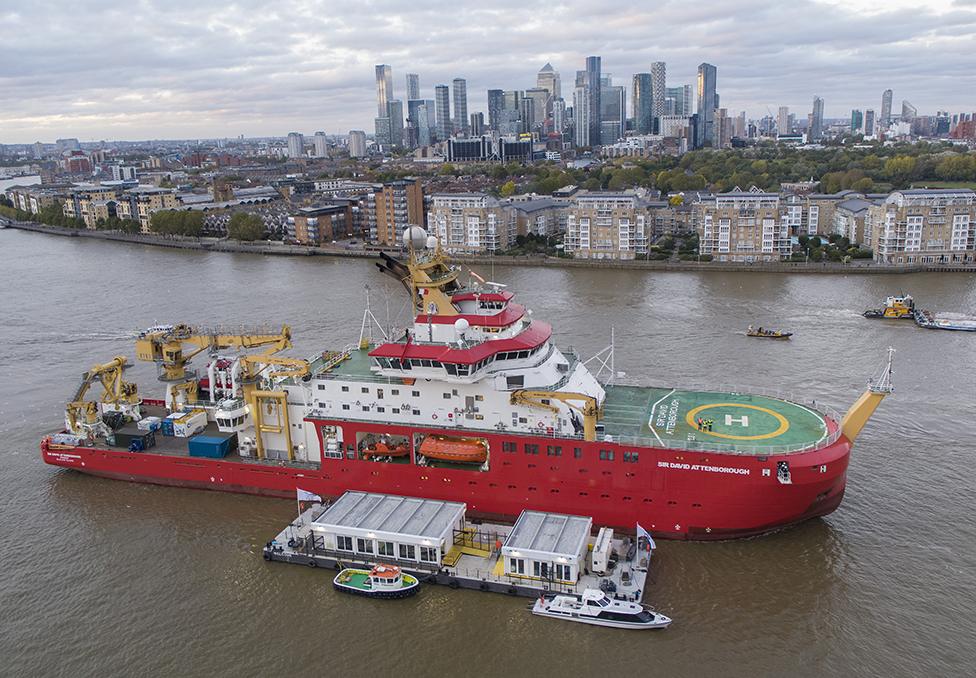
[1,0,974,142]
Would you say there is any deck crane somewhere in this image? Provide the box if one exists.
[65,356,140,436]
[134,324,294,410]
[509,389,602,441]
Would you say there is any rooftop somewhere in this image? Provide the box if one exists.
[505,510,591,556]
[312,491,465,540]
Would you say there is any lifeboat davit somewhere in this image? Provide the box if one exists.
[419,435,488,464]
[362,441,410,458]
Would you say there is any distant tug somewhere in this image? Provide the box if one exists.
[41,227,894,540]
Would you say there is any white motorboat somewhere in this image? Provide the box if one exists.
[530,588,671,630]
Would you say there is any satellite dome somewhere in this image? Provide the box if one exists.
[402,225,428,249]
[454,318,470,333]
[426,235,438,249]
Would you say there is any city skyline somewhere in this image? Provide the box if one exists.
[2,0,975,143]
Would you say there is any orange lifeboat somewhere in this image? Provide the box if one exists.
[362,441,410,458]
[419,435,488,464]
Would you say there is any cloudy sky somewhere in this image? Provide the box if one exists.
[1,0,974,143]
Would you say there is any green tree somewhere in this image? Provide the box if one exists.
[226,212,266,241]
[499,180,516,198]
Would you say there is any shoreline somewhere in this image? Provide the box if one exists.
[5,220,976,274]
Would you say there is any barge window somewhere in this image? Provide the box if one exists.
[420,547,437,562]
[356,538,374,554]
[378,541,394,557]
[399,544,416,560]
[336,536,353,551]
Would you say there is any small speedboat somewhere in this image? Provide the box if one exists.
[531,588,671,630]
[333,564,419,599]
[746,326,792,339]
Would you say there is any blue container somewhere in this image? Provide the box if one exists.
[161,419,175,437]
[188,434,231,459]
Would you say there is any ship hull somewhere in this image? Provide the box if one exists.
[41,420,851,540]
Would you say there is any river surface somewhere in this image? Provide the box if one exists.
[1,229,974,677]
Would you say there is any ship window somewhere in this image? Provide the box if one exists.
[518,417,527,424]
[356,538,373,554]
[336,535,353,551]
[341,386,349,392]
[317,384,325,390]
[377,541,394,557]
[392,408,400,414]
[547,445,562,457]
[412,390,420,397]
[400,360,411,370]
[361,406,369,412]
[599,449,615,461]
[507,375,524,388]
[432,361,443,369]
[361,387,369,393]
[421,359,433,368]
[399,544,416,560]
[524,444,539,455]
[574,447,582,459]
[412,409,420,416]
[443,393,452,399]
[390,359,402,369]
[517,351,529,359]
[445,363,458,376]
[456,365,469,376]
[341,404,350,410]
[377,407,385,413]
[503,442,517,453]
[391,389,400,395]
[420,547,437,562]
[475,395,483,401]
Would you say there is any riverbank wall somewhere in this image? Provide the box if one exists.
[6,220,976,275]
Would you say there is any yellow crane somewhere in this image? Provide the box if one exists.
[510,389,602,441]
[135,324,294,408]
[237,354,311,460]
[65,356,140,435]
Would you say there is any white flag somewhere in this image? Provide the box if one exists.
[636,522,656,552]
[297,488,322,503]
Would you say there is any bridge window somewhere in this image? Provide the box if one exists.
[445,363,458,376]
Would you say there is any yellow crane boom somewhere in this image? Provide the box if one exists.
[65,356,139,435]
[510,389,602,441]
[238,354,311,461]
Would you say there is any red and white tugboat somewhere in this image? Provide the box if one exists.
[41,227,894,540]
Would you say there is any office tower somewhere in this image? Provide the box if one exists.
[374,117,392,147]
[696,63,717,147]
[714,108,730,147]
[810,96,824,141]
[406,73,420,102]
[501,90,522,135]
[573,85,589,146]
[777,106,790,135]
[585,56,602,145]
[651,61,666,125]
[487,89,505,131]
[375,65,393,118]
[452,78,468,135]
[665,85,690,116]
[387,100,404,146]
[851,109,863,133]
[600,80,625,144]
[864,109,875,136]
[524,88,549,130]
[881,89,893,124]
[408,99,436,147]
[734,111,746,138]
[901,100,917,121]
[434,85,451,140]
[470,112,485,137]
[348,130,367,158]
[537,62,561,100]
[632,73,653,134]
[313,131,329,158]
[519,97,535,134]
[286,132,304,158]
[552,98,566,134]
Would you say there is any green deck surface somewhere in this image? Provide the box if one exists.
[318,348,378,380]
[601,385,829,449]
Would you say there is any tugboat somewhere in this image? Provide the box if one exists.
[746,325,793,339]
[333,564,420,599]
[863,294,915,319]
[531,588,671,630]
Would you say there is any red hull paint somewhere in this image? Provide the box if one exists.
[41,418,851,540]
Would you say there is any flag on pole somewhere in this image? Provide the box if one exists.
[297,488,322,503]
[636,522,656,552]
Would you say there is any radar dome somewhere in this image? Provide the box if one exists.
[454,318,470,334]
[426,235,438,249]
[402,225,428,249]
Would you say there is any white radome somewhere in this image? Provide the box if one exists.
[426,235,438,249]
[454,318,470,335]
[402,226,428,249]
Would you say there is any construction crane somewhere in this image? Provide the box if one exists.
[510,389,602,441]
[135,324,294,409]
[65,356,140,436]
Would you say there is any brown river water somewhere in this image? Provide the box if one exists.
[1,229,974,677]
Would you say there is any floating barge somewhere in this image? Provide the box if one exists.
[263,491,651,600]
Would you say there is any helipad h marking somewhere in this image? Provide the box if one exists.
[685,403,790,440]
